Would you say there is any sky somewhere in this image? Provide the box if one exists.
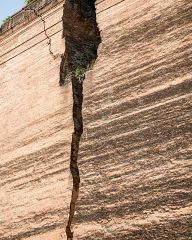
[0,0,25,24]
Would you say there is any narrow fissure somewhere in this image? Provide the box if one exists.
[59,0,101,239]
[24,7,56,58]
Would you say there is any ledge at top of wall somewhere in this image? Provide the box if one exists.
[0,0,64,41]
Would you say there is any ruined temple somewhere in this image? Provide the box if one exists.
[0,0,191,239]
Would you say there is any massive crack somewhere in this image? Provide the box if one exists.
[59,0,101,239]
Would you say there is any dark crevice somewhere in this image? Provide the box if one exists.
[59,0,101,239]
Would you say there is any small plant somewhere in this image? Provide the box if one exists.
[72,66,86,82]
[1,16,11,26]
[25,0,33,5]
[73,67,84,78]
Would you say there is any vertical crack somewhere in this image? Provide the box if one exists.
[24,7,56,58]
[59,0,101,239]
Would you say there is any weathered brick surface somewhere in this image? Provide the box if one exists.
[0,0,192,239]
[0,2,72,240]
[75,0,192,238]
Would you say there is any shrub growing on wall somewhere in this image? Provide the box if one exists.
[25,0,33,5]
[1,16,11,27]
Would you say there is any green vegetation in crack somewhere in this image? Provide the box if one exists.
[59,1,101,239]
[72,66,86,81]
[71,51,93,82]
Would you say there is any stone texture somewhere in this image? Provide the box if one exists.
[0,2,72,240]
[74,0,192,238]
[0,0,192,239]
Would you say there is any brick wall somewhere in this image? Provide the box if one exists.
[0,0,191,239]
[0,2,73,239]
